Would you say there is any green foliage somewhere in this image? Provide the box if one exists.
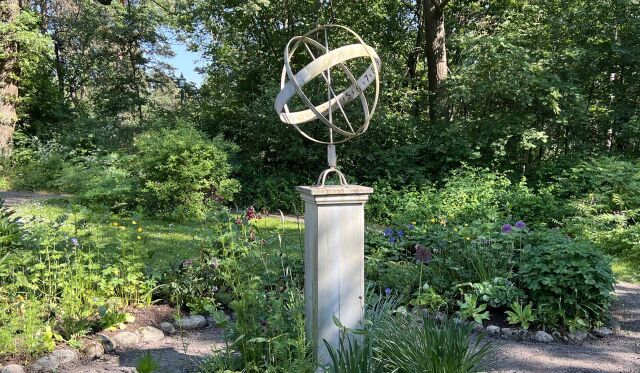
[373,314,492,373]
[133,124,240,220]
[505,302,537,330]
[0,212,156,358]
[0,198,25,254]
[456,294,490,324]
[469,277,525,309]
[325,335,381,373]
[517,231,615,328]
[55,152,136,208]
[136,352,161,373]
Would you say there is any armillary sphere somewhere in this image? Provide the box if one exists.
[274,24,381,187]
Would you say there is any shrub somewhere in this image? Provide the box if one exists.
[517,230,614,328]
[6,136,71,191]
[55,152,136,208]
[133,124,240,220]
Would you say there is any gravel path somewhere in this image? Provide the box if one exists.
[487,282,640,373]
[61,325,225,373]
[0,190,67,206]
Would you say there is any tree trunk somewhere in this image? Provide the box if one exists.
[424,0,448,124]
[0,0,20,157]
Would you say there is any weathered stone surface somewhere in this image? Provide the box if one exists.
[1,364,25,373]
[112,331,140,347]
[83,340,105,359]
[139,326,164,342]
[159,321,176,334]
[50,348,78,365]
[501,328,518,339]
[174,315,207,330]
[569,330,588,341]
[472,322,485,333]
[29,356,59,373]
[486,325,501,335]
[592,327,613,337]
[533,330,554,343]
[98,334,116,353]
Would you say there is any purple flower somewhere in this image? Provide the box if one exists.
[389,237,396,244]
[385,288,392,296]
[415,244,432,263]
[408,224,415,230]
[383,228,393,237]
[515,220,526,229]
[396,229,404,237]
[502,224,513,233]
[70,238,79,246]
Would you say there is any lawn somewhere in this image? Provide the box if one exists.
[12,198,304,272]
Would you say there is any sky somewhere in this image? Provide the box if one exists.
[164,42,205,87]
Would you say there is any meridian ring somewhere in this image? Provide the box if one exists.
[274,25,381,144]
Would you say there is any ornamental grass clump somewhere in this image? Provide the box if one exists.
[371,313,492,373]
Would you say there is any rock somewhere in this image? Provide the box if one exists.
[98,334,116,353]
[174,315,207,330]
[112,331,140,347]
[1,364,25,373]
[533,330,554,343]
[159,321,176,334]
[486,325,501,335]
[609,319,621,332]
[472,322,485,333]
[592,327,613,337]
[50,348,78,365]
[139,326,164,342]
[83,340,105,359]
[569,330,588,341]
[29,356,59,373]
[501,327,518,339]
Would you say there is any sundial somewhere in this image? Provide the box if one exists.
[274,24,381,187]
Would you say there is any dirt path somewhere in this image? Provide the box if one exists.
[488,282,640,373]
[0,191,67,206]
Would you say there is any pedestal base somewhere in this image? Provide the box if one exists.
[297,185,374,366]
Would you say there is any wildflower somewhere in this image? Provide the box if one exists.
[183,259,193,267]
[385,288,392,296]
[137,235,142,240]
[515,220,526,229]
[383,228,393,237]
[112,222,119,227]
[465,237,471,240]
[235,217,242,225]
[502,223,513,233]
[408,223,415,231]
[132,221,137,225]
[415,244,432,263]
[396,229,404,237]
[430,218,437,223]
[211,286,219,293]
[249,229,256,241]
[71,238,79,246]
[137,227,143,233]
[389,237,396,244]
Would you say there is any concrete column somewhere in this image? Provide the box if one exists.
[296,185,374,366]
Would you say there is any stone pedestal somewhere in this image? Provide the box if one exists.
[296,185,374,366]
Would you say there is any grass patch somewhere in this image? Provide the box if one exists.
[612,258,640,284]
[12,199,303,271]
